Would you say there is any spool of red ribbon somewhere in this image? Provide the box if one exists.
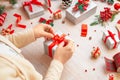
[0,13,7,26]
[105,52,120,72]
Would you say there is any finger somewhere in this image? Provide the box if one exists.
[65,40,74,48]
[43,32,54,38]
[58,42,64,48]
[44,25,55,35]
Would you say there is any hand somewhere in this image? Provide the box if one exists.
[33,24,54,39]
[53,40,75,64]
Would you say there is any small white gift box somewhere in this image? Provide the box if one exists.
[24,4,44,19]
[44,31,71,58]
[102,30,120,49]
[66,1,97,24]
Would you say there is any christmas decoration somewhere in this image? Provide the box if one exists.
[23,0,44,19]
[66,1,97,24]
[1,24,14,36]
[44,31,70,58]
[107,0,114,5]
[0,12,7,26]
[102,30,120,49]
[90,7,119,26]
[94,0,114,5]
[53,10,62,19]
[72,0,89,12]
[9,0,17,5]
[104,52,120,72]
[47,7,53,14]
[114,3,120,10]
[61,0,73,9]
[91,47,101,59]
[0,5,5,15]
[39,17,54,27]
[81,24,88,37]
[13,13,26,28]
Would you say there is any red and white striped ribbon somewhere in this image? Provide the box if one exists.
[0,13,7,26]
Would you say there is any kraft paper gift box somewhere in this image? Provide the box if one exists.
[66,1,97,24]
[24,4,44,19]
[44,31,71,58]
[102,30,120,49]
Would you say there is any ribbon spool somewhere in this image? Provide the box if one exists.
[0,13,7,26]
[113,52,120,72]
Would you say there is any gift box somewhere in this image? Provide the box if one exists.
[102,30,120,49]
[24,4,44,19]
[44,31,70,58]
[66,1,97,24]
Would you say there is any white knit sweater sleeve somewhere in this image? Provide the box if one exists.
[44,59,64,80]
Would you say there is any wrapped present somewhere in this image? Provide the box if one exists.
[91,47,101,59]
[23,0,44,19]
[102,30,120,49]
[66,1,97,24]
[53,10,62,19]
[44,31,70,58]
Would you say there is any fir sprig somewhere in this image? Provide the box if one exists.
[0,5,5,15]
[9,0,17,5]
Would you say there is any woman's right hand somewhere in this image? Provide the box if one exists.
[53,40,75,64]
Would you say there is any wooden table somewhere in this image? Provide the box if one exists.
[1,0,120,80]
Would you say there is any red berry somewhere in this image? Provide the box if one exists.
[114,3,120,10]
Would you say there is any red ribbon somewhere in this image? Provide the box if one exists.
[104,30,117,49]
[23,0,43,12]
[13,13,26,28]
[48,34,66,58]
[93,47,100,57]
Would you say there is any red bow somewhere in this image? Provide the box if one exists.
[23,0,43,12]
[100,7,112,22]
[48,34,66,58]
[104,30,117,49]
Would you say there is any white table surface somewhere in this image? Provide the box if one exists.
[0,0,120,80]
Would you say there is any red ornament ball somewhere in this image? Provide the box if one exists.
[114,3,120,10]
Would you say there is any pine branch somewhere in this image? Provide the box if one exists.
[9,0,17,5]
[90,21,99,26]
[0,5,5,15]
[111,14,116,22]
